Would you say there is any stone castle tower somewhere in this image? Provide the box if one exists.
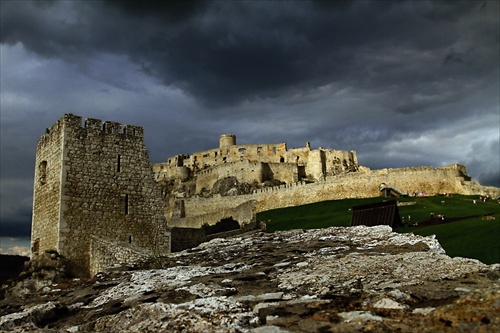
[31,114,170,276]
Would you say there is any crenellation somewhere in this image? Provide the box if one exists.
[84,117,102,129]
[102,121,122,134]
[31,114,499,277]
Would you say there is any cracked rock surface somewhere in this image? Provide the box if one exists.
[1,225,499,332]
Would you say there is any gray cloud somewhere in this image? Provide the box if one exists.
[1,0,498,237]
[3,1,496,109]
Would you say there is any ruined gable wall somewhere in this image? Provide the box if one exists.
[179,165,499,219]
[283,147,310,164]
[54,114,169,276]
[305,150,325,179]
[31,116,70,257]
[323,150,359,175]
[266,162,299,184]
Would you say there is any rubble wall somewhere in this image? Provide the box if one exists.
[195,161,265,193]
[90,236,151,276]
[169,200,256,229]
[180,165,500,217]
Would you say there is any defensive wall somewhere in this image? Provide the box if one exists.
[32,114,499,276]
[169,200,256,229]
[175,164,500,219]
[89,236,152,277]
[32,114,170,277]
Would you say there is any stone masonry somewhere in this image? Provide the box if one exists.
[31,114,170,277]
[31,114,499,276]
[155,135,499,227]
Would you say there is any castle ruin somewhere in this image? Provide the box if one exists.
[31,114,500,276]
[31,114,170,277]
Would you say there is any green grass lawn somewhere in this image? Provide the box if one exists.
[257,195,500,264]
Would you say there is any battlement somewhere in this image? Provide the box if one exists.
[42,113,144,139]
[83,116,144,139]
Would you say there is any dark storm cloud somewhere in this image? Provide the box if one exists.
[103,0,211,22]
[2,0,496,109]
[1,0,498,239]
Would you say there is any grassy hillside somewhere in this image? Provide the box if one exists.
[257,195,500,264]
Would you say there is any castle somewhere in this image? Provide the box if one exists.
[31,114,170,276]
[31,114,500,277]
[153,133,359,191]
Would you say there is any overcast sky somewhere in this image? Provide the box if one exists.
[1,0,499,247]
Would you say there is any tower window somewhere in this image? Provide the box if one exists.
[117,155,121,172]
[125,194,129,215]
[39,161,47,185]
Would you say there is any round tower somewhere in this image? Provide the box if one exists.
[220,134,236,148]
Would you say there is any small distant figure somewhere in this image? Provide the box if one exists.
[408,215,411,223]
[430,212,435,218]
[473,199,476,204]
[441,215,445,221]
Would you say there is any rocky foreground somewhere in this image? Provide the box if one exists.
[1,225,499,332]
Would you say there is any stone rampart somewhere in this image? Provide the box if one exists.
[179,165,500,218]
[169,200,256,229]
[89,236,151,276]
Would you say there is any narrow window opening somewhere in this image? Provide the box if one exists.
[280,157,285,163]
[117,155,121,172]
[125,194,129,215]
[39,161,47,185]
[129,236,133,244]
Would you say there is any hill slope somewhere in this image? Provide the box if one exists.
[258,195,500,263]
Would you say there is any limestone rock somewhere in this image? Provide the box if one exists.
[1,225,499,332]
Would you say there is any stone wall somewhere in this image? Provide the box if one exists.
[178,165,500,219]
[31,116,68,257]
[266,162,299,183]
[31,114,170,277]
[168,200,256,229]
[195,160,264,193]
[89,236,151,276]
